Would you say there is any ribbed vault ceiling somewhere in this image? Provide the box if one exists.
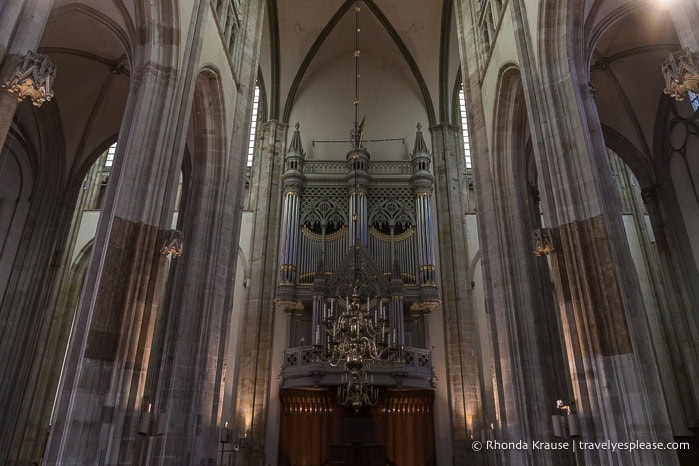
[261,0,456,126]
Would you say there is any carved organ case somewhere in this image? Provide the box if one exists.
[276,124,440,391]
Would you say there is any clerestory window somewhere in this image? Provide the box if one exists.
[247,84,260,167]
[459,85,472,170]
[105,142,116,168]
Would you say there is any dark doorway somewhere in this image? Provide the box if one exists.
[278,388,435,466]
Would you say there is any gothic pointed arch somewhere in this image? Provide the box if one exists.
[483,63,570,466]
[137,65,236,465]
[282,0,435,125]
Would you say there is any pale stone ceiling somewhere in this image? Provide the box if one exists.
[262,0,449,123]
[32,0,685,179]
[586,0,681,166]
[39,0,132,183]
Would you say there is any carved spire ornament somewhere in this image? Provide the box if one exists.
[661,48,699,101]
[2,51,56,106]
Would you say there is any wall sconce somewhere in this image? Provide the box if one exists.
[137,403,166,437]
[533,227,555,256]
[160,229,184,258]
[662,48,699,101]
[552,400,580,439]
[1,50,56,106]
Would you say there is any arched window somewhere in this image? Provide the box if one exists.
[105,142,117,168]
[459,85,472,169]
[247,84,260,167]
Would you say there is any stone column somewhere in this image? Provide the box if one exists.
[43,2,207,462]
[4,156,108,466]
[641,186,699,430]
[141,49,257,466]
[233,120,287,466]
[427,122,478,466]
[0,0,55,153]
[511,0,679,464]
[0,109,75,466]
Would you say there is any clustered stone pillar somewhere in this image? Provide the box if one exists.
[507,0,680,464]
[0,0,55,152]
[641,186,699,429]
[428,120,479,466]
[233,120,288,466]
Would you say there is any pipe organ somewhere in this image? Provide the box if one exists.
[276,123,440,392]
[297,189,418,286]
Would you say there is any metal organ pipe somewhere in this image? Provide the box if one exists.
[278,189,300,284]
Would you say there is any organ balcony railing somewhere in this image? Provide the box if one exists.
[279,344,436,391]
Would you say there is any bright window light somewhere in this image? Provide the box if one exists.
[105,142,117,168]
[459,85,472,169]
[247,84,260,167]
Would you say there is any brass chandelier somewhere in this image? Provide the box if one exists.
[317,286,396,412]
[312,2,398,412]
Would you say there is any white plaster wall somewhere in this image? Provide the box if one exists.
[179,2,198,67]
[221,209,254,427]
[524,0,539,65]
[71,210,100,263]
[288,53,430,161]
[466,213,479,265]
[472,255,496,433]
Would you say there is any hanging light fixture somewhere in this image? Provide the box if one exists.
[532,227,555,256]
[160,229,184,258]
[2,50,56,106]
[312,2,397,412]
[319,288,393,411]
